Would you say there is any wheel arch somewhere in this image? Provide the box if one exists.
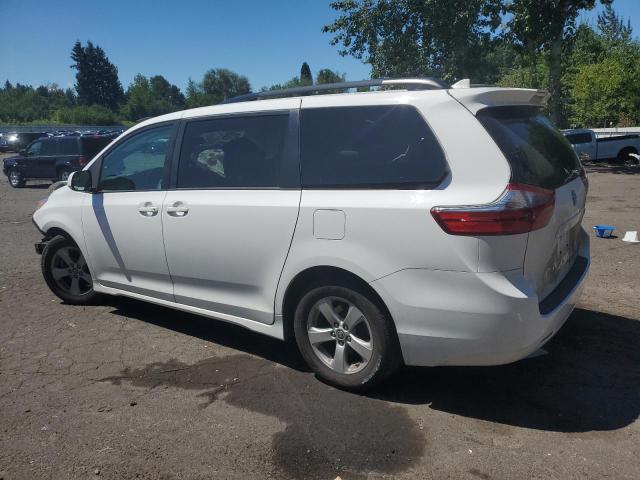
[618,146,638,158]
[280,265,396,343]
[44,226,76,243]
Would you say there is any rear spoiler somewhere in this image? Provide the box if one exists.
[448,87,550,115]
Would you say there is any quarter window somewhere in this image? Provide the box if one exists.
[177,114,289,189]
[98,125,173,191]
[300,105,448,188]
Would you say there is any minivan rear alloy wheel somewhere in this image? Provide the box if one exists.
[42,235,97,304]
[8,168,25,188]
[294,285,401,390]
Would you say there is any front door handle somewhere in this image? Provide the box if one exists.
[138,202,159,217]
[166,201,189,217]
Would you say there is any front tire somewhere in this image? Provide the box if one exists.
[294,285,401,390]
[8,168,25,188]
[41,235,97,304]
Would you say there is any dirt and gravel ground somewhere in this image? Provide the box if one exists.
[0,153,638,480]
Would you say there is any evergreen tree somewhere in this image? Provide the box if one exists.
[70,40,124,110]
[300,62,313,85]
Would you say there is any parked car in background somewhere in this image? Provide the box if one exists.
[32,79,590,389]
[3,135,112,187]
[1,131,48,152]
[563,128,640,163]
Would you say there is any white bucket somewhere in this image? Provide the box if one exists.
[622,231,640,243]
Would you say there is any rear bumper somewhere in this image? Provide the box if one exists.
[372,240,590,367]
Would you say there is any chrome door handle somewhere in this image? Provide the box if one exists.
[166,202,189,217]
[138,202,159,217]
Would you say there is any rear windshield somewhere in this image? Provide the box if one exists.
[477,106,580,189]
[81,137,111,159]
[565,132,592,145]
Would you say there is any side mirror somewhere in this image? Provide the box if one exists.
[70,170,93,193]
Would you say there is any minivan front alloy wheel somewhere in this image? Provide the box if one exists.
[42,235,97,304]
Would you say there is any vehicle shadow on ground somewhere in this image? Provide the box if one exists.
[375,308,640,433]
[105,299,639,434]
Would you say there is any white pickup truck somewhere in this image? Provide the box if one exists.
[563,128,640,163]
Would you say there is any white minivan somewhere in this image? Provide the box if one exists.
[32,79,590,389]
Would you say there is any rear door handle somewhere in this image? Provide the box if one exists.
[138,202,159,217]
[166,201,189,217]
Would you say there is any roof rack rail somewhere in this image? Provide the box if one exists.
[223,77,449,104]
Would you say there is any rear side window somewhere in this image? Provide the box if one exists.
[300,105,448,188]
[81,137,111,159]
[40,140,56,155]
[58,138,79,155]
[477,106,580,189]
[565,132,592,145]
[177,113,289,189]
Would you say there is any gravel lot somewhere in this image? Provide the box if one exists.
[0,153,639,480]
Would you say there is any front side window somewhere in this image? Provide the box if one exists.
[27,141,42,156]
[300,105,449,188]
[98,125,173,191]
[177,114,289,189]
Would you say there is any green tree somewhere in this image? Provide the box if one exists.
[120,74,185,121]
[597,3,632,44]
[300,62,313,85]
[0,82,50,122]
[70,40,124,110]
[324,0,502,81]
[55,104,118,125]
[316,68,346,84]
[186,68,251,107]
[149,75,185,109]
[502,0,612,125]
[571,56,639,127]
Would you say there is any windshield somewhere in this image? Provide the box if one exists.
[477,106,581,189]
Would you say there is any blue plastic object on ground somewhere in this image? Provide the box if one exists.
[593,225,615,238]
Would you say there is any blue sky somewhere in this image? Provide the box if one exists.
[1,0,639,93]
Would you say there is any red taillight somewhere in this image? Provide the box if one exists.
[78,155,88,167]
[431,183,555,236]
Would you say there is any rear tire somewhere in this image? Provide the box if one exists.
[8,168,25,188]
[41,235,98,304]
[293,284,401,390]
[617,147,637,164]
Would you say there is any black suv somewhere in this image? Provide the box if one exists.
[3,136,112,188]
